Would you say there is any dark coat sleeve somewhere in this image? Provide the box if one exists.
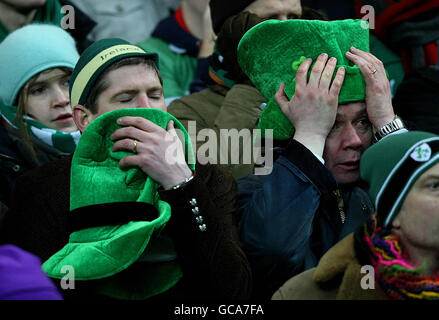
[0,157,71,262]
[158,163,252,300]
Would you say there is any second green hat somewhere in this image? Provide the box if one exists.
[237,19,370,140]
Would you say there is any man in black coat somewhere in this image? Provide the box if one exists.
[0,38,251,300]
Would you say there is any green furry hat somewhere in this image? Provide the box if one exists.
[237,19,370,140]
[42,108,195,299]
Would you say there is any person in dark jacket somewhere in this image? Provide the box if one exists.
[236,18,407,299]
[0,24,80,207]
[273,131,439,300]
[1,38,251,300]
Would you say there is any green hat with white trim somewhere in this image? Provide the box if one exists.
[360,131,439,228]
[69,38,159,107]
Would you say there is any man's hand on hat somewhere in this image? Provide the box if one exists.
[110,117,193,190]
[345,47,395,130]
[275,53,345,157]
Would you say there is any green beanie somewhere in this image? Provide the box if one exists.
[360,131,439,228]
[42,108,195,299]
[237,19,370,140]
[69,38,159,107]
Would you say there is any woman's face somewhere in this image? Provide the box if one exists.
[24,68,77,133]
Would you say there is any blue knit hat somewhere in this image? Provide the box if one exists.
[0,24,80,106]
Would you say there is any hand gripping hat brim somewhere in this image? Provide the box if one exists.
[237,19,370,140]
[42,108,195,299]
[69,38,159,108]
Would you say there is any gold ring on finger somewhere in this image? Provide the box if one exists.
[133,139,138,154]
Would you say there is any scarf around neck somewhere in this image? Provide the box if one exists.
[0,102,80,154]
[359,217,439,300]
[208,47,235,89]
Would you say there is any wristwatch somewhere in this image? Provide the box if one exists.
[374,115,405,141]
[169,174,194,190]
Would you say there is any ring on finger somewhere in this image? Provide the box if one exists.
[368,64,378,75]
[133,139,138,154]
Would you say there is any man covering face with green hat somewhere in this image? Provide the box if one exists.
[235,18,408,299]
[1,38,251,300]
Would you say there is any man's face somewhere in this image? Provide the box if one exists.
[323,102,373,185]
[91,63,165,121]
[244,0,302,20]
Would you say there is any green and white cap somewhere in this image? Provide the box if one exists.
[69,38,159,107]
[360,131,439,228]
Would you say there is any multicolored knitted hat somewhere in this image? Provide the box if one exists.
[69,38,159,107]
[360,131,439,228]
[237,19,370,140]
[42,108,195,299]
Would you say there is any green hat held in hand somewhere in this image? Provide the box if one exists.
[42,108,195,299]
[237,19,370,140]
